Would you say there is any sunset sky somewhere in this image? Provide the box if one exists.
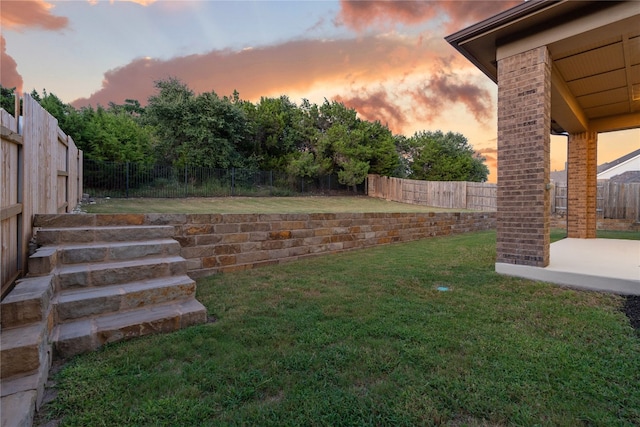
[2,0,638,182]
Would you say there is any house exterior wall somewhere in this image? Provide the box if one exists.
[597,155,640,180]
[567,132,598,238]
[496,46,551,267]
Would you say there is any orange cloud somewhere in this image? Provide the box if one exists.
[476,147,498,182]
[0,35,23,93]
[337,0,520,32]
[72,33,493,138]
[72,35,453,108]
[336,89,407,133]
[1,0,68,31]
[87,0,157,5]
[409,73,492,124]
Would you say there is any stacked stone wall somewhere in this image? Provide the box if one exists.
[40,212,495,278]
[160,212,496,278]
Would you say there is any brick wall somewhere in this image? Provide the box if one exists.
[496,46,551,267]
[139,212,496,278]
[567,132,598,238]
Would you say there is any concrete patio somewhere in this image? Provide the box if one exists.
[496,238,640,295]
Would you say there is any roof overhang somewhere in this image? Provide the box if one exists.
[446,0,640,134]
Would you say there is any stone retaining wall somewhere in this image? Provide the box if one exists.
[34,212,496,279]
[159,212,496,278]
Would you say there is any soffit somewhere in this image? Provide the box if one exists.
[551,31,640,123]
[446,0,640,133]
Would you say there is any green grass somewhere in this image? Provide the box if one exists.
[44,231,639,426]
[82,196,471,214]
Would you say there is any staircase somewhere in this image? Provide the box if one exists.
[1,221,207,427]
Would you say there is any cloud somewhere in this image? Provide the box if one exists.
[71,32,493,138]
[476,147,498,177]
[409,73,493,124]
[87,0,157,5]
[337,0,520,32]
[336,89,407,132]
[0,35,23,93]
[0,0,68,31]
[72,34,453,108]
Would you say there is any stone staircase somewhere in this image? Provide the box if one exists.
[1,221,207,427]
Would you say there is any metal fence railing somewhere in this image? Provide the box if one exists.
[83,160,365,198]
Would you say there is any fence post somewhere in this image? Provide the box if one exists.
[231,167,235,196]
[125,161,130,198]
[270,170,273,196]
[184,165,188,197]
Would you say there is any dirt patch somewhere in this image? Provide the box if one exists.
[623,295,640,332]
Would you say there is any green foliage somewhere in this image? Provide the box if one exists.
[142,78,195,165]
[81,106,154,162]
[403,130,489,182]
[16,80,488,184]
[307,100,399,187]
[1,85,17,113]
[24,89,153,163]
[241,95,308,171]
[144,78,249,168]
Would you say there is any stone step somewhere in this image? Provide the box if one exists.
[55,275,197,322]
[1,276,54,329]
[27,247,58,277]
[52,298,207,359]
[28,239,180,275]
[1,390,37,427]
[36,225,175,246]
[1,345,51,406]
[56,256,187,290]
[0,322,50,379]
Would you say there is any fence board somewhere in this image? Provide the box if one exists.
[551,181,640,221]
[367,175,496,211]
[467,182,497,211]
[1,94,82,299]
[1,110,21,297]
[369,175,638,219]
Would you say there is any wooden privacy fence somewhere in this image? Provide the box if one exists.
[367,175,497,211]
[1,93,83,298]
[552,181,640,221]
[368,175,640,221]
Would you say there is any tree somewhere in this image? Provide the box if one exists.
[241,95,305,171]
[0,85,16,113]
[182,90,249,168]
[143,78,195,166]
[357,120,399,177]
[81,106,154,162]
[144,78,250,168]
[403,131,489,182]
[315,101,400,187]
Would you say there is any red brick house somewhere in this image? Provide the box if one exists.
[446,0,639,289]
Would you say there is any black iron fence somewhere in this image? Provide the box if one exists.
[83,160,364,198]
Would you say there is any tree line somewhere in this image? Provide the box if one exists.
[0,79,489,186]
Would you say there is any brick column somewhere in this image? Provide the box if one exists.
[496,46,551,267]
[567,132,597,238]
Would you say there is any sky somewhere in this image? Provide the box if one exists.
[2,0,638,182]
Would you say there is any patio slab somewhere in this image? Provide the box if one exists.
[496,238,640,295]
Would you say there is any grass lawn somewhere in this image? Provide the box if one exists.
[82,196,471,214]
[43,230,639,426]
